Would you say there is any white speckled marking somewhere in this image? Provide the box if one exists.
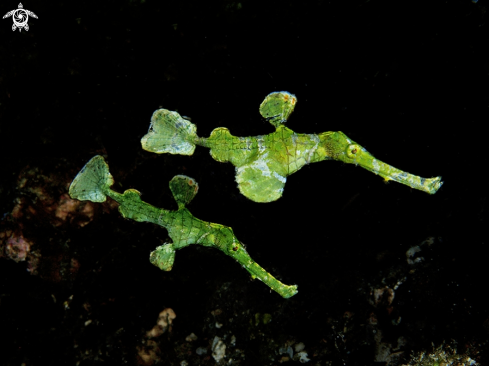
[197,232,210,243]
[257,135,265,153]
[305,135,320,164]
[372,159,380,173]
[273,171,286,183]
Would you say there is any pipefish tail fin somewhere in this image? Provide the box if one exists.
[141,109,198,155]
[259,91,297,128]
[69,155,114,202]
[169,175,199,207]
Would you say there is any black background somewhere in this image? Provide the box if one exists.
[1,0,488,365]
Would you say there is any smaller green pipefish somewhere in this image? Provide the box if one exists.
[69,155,298,298]
[141,92,443,202]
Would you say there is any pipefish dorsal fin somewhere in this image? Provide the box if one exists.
[169,175,199,207]
[259,91,297,128]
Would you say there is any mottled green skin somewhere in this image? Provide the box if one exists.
[199,127,443,202]
[200,126,327,202]
[203,126,324,175]
[69,156,297,298]
[142,92,443,202]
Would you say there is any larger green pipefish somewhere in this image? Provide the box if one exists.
[141,92,443,202]
[69,156,298,298]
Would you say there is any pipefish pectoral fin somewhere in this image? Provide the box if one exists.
[69,155,114,203]
[150,243,176,271]
[141,109,198,155]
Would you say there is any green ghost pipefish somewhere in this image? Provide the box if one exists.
[69,155,298,298]
[141,92,443,203]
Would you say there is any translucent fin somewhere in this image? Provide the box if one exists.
[169,175,199,207]
[141,109,197,155]
[69,155,114,202]
[259,91,297,128]
[235,160,286,202]
[150,243,176,271]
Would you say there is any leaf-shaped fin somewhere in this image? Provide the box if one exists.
[259,91,297,128]
[235,158,286,202]
[141,109,197,155]
[150,243,176,271]
[69,155,114,202]
[169,175,199,206]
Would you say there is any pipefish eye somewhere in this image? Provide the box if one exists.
[346,144,360,159]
